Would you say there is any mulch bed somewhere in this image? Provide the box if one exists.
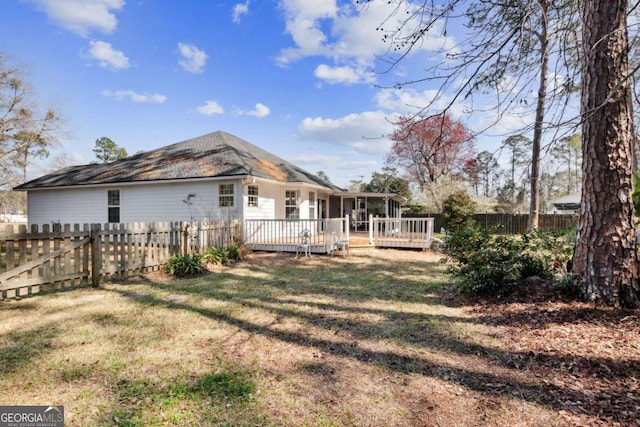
[442,279,640,426]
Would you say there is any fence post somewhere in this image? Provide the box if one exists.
[182,222,189,255]
[91,223,101,287]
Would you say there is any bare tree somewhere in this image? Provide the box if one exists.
[369,0,580,228]
[572,0,639,308]
[499,134,532,204]
[550,133,581,194]
[0,54,61,203]
[475,150,499,198]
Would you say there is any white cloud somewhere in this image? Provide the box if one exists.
[375,87,470,118]
[275,0,338,66]
[102,90,167,103]
[298,110,396,155]
[276,0,455,93]
[375,88,440,113]
[290,154,377,170]
[276,0,456,70]
[24,0,124,37]
[239,103,271,118]
[314,64,374,85]
[196,100,225,116]
[336,2,456,59]
[178,43,208,74]
[232,1,250,23]
[87,40,129,70]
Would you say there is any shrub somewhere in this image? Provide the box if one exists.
[442,191,476,230]
[553,273,582,298]
[517,253,549,279]
[202,247,227,265]
[520,228,575,276]
[163,253,204,277]
[202,243,247,265]
[225,242,246,262]
[442,225,487,265]
[445,227,521,294]
[444,226,574,295]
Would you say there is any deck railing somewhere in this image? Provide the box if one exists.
[370,216,435,249]
[243,217,349,254]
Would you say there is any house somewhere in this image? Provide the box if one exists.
[549,193,581,214]
[15,131,404,228]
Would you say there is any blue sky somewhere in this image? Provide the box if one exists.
[0,0,527,188]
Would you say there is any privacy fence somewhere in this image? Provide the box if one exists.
[0,220,239,299]
[404,213,578,234]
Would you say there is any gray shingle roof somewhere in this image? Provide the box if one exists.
[15,131,342,191]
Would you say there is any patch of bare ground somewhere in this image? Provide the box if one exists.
[1,248,638,426]
[443,278,640,427]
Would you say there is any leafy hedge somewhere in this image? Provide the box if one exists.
[443,225,574,295]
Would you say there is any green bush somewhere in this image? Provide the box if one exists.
[520,228,575,275]
[202,247,227,265]
[163,253,204,277]
[445,227,520,294]
[442,225,487,265]
[223,243,245,262]
[444,226,574,295]
[202,243,247,265]
[553,273,582,298]
[517,253,548,279]
[442,191,476,230]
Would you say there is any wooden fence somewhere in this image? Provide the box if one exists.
[403,213,578,234]
[0,220,240,299]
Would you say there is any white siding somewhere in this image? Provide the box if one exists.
[28,187,106,226]
[26,180,243,226]
[243,181,279,220]
[26,179,336,226]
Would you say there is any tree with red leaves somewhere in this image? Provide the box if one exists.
[386,114,475,192]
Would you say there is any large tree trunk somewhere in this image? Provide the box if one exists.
[573,0,640,307]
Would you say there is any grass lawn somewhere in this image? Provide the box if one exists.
[1,248,638,426]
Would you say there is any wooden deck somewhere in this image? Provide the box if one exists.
[244,217,436,254]
[369,217,435,250]
[244,218,350,255]
[348,232,373,248]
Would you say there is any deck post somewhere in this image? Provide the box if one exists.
[369,214,374,244]
[345,215,350,242]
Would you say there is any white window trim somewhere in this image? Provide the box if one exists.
[219,183,235,207]
[285,190,299,219]
[248,185,258,208]
[107,189,120,223]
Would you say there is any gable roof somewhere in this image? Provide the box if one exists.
[16,131,342,191]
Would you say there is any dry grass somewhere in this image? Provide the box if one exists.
[1,248,638,426]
